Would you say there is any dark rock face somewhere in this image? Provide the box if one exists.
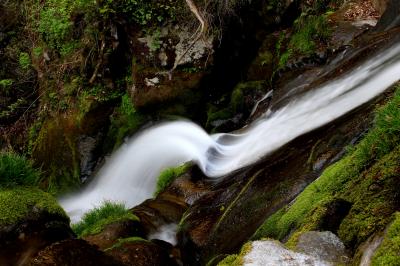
[375,0,400,31]
[178,30,400,265]
[106,240,177,266]
[84,219,145,250]
[29,239,123,266]
[0,210,73,266]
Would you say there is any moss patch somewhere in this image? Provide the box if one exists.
[217,242,252,266]
[371,212,400,265]
[72,201,139,237]
[253,88,400,250]
[154,163,190,196]
[106,94,145,150]
[206,81,267,130]
[0,187,68,226]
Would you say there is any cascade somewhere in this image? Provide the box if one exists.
[61,43,400,223]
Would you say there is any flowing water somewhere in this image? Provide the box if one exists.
[61,42,400,223]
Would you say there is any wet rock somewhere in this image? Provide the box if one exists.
[29,239,122,266]
[105,238,177,266]
[179,31,398,264]
[243,240,331,266]
[83,219,145,250]
[296,231,349,265]
[358,234,384,266]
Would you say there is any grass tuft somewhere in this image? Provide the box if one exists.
[72,201,139,237]
[154,164,190,196]
[0,153,40,188]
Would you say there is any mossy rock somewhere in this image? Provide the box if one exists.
[253,88,400,253]
[0,187,72,265]
[0,187,68,227]
[371,212,400,265]
[206,80,268,131]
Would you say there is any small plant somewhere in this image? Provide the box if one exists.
[0,79,13,95]
[154,164,190,196]
[0,79,13,88]
[72,201,139,237]
[289,14,330,55]
[0,153,40,188]
[19,52,31,70]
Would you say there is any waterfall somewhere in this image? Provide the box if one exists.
[60,43,400,223]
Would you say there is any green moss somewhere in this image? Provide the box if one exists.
[275,13,331,71]
[371,212,400,265]
[217,242,252,266]
[19,52,31,70]
[0,153,40,188]
[290,14,330,56]
[206,81,267,129]
[72,201,139,237]
[253,88,400,247]
[107,94,145,150]
[154,163,190,196]
[98,0,181,25]
[0,187,68,226]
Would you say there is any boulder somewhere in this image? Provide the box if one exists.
[296,231,349,265]
[242,240,331,266]
[29,239,122,266]
[0,188,73,265]
[105,238,177,266]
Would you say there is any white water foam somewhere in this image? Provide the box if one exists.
[60,43,400,224]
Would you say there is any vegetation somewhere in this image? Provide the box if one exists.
[72,201,139,237]
[0,187,68,226]
[217,242,252,266]
[0,152,66,226]
[107,94,145,150]
[0,153,40,188]
[371,212,400,265]
[290,14,330,55]
[154,164,190,196]
[275,11,332,71]
[206,81,267,130]
[252,88,400,250]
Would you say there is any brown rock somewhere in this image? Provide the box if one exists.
[29,239,122,266]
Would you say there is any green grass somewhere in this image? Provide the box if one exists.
[372,212,400,265]
[154,164,190,196]
[0,187,68,226]
[253,88,400,247]
[72,201,139,237]
[290,14,330,55]
[0,153,40,188]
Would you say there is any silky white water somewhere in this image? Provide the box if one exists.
[61,42,400,223]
